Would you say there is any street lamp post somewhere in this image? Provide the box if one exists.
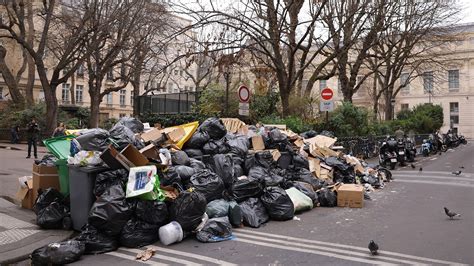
[223,71,230,116]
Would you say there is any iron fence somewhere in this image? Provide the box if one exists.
[138,92,200,115]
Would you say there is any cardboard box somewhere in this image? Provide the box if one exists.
[263,124,287,130]
[337,184,364,208]
[140,144,160,159]
[101,144,149,170]
[15,176,34,209]
[163,127,186,143]
[32,164,60,201]
[141,128,165,143]
[251,135,265,151]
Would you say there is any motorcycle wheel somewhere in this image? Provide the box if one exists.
[390,162,396,170]
[441,145,447,152]
[422,149,429,157]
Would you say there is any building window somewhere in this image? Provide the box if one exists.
[120,90,126,106]
[107,69,114,80]
[62,84,70,102]
[450,115,459,124]
[400,73,410,92]
[119,113,126,118]
[449,102,459,113]
[401,104,409,111]
[130,91,134,106]
[107,93,113,104]
[448,70,459,90]
[174,70,178,76]
[77,64,84,77]
[319,80,327,91]
[76,85,83,103]
[423,72,433,94]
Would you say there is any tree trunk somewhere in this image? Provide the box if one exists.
[44,84,58,136]
[70,74,76,105]
[89,92,101,128]
[384,92,393,121]
[25,0,35,106]
[0,46,25,104]
[133,82,140,117]
[280,89,290,117]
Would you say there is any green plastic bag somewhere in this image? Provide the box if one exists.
[126,166,165,201]
[285,187,313,212]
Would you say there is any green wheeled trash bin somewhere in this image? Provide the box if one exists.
[55,159,70,196]
[69,165,109,231]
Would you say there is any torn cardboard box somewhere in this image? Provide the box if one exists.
[32,164,60,202]
[221,118,246,134]
[305,135,337,148]
[16,176,34,209]
[251,135,265,151]
[140,144,160,160]
[337,184,364,208]
[163,127,186,143]
[101,144,149,170]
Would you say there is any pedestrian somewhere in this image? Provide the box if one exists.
[10,125,19,144]
[52,122,66,137]
[394,127,405,140]
[26,118,40,159]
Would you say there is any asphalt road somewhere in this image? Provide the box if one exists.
[70,142,474,265]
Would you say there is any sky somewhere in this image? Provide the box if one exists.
[460,0,474,23]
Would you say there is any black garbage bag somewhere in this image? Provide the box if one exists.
[320,130,335,138]
[33,188,64,215]
[170,190,207,232]
[292,168,325,190]
[199,117,227,140]
[293,154,309,169]
[228,136,249,157]
[36,201,70,229]
[31,240,85,265]
[317,188,337,207]
[190,170,225,202]
[260,186,294,221]
[268,129,287,143]
[228,201,242,226]
[34,154,57,167]
[74,224,119,254]
[171,150,190,166]
[202,138,230,155]
[109,125,144,150]
[88,185,133,236]
[232,178,263,202]
[292,181,318,205]
[211,154,235,188]
[113,117,144,133]
[300,130,318,139]
[185,130,210,149]
[333,168,356,184]
[74,128,110,152]
[161,167,182,187]
[325,157,351,171]
[206,199,230,218]
[239,198,269,228]
[248,166,283,187]
[93,169,129,197]
[136,200,169,226]
[119,218,159,248]
[196,217,233,243]
[254,151,274,168]
[233,164,244,179]
[189,158,206,170]
[360,174,381,188]
[184,148,203,158]
[174,165,196,185]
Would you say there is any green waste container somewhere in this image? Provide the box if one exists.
[56,159,70,196]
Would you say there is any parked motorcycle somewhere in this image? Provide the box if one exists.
[396,138,407,166]
[379,137,398,170]
[459,134,467,145]
[433,132,447,152]
[421,139,431,157]
[405,138,416,162]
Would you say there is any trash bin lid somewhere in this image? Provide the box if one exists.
[43,135,75,160]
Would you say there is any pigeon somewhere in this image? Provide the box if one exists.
[410,164,415,169]
[460,166,465,169]
[444,207,461,219]
[452,171,462,176]
[368,240,379,255]
[419,167,423,172]
[439,152,442,155]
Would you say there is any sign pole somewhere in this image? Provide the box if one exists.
[326,111,329,123]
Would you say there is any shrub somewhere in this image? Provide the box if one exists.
[327,102,370,137]
[260,115,315,133]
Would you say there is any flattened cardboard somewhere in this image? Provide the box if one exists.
[337,184,364,208]
[221,118,246,133]
[263,124,287,130]
[269,149,281,161]
[16,177,34,209]
[163,127,186,143]
[139,144,160,159]
[121,144,149,167]
[308,157,320,177]
[32,164,58,175]
[251,135,265,151]
[304,135,337,148]
[293,138,305,148]
[237,125,249,135]
[141,128,164,143]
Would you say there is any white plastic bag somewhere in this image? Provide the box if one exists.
[67,151,102,166]
[285,187,313,212]
[126,166,157,198]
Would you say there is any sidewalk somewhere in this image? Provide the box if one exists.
[0,142,48,154]
[0,198,73,264]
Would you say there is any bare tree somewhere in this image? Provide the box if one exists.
[0,44,27,104]
[366,0,461,120]
[0,0,98,134]
[175,0,342,116]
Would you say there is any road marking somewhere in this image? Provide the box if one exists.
[235,236,398,265]
[394,174,474,182]
[430,157,437,161]
[395,179,474,188]
[107,251,167,265]
[123,248,202,265]
[234,232,428,265]
[148,245,238,266]
[235,229,466,265]
[397,170,473,176]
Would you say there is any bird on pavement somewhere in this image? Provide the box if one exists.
[444,207,461,219]
[439,152,442,155]
[452,171,462,176]
[419,167,423,172]
[368,240,379,255]
[410,164,416,169]
[460,166,465,169]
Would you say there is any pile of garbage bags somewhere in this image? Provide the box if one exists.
[31,117,393,264]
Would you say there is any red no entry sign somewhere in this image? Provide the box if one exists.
[238,85,250,103]
[321,88,333,101]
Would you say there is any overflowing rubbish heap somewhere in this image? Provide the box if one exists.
[26,117,393,264]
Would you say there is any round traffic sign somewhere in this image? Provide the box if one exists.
[321,88,333,101]
[238,85,250,102]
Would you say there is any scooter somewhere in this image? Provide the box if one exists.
[379,137,398,170]
[459,135,467,145]
[396,138,407,166]
[405,138,416,162]
[421,139,431,157]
